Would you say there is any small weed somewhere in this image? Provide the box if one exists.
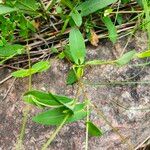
[0,0,149,150]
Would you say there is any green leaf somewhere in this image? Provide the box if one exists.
[61,0,74,9]
[116,14,123,25]
[32,61,50,72]
[115,50,136,66]
[51,47,58,54]
[77,0,117,16]
[23,95,37,105]
[58,51,65,59]
[48,93,75,111]
[32,103,87,125]
[0,44,24,57]
[0,5,18,15]
[66,103,87,123]
[136,0,143,7]
[71,9,82,27]
[11,69,36,77]
[86,60,105,65]
[69,27,86,64]
[33,107,68,125]
[24,90,74,108]
[14,0,39,13]
[64,45,74,62]
[104,8,113,17]
[87,121,103,137]
[24,90,60,107]
[102,16,118,43]
[136,50,150,58]
[76,67,84,79]
[66,68,78,85]
[11,61,50,78]
[121,0,130,4]
[56,6,62,14]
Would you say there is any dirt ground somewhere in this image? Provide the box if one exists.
[0,31,150,150]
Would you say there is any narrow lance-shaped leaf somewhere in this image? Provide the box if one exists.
[61,0,74,9]
[136,50,150,58]
[14,0,39,13]
[87,121,103,137]
[71,9,82,27]
[77,0,117,16]
[12,61,50,78]
[32,61,51,72]
[32,103,87,125]
[102,16,118,43]
[66,68,78,85]
[115,50,136,66]
[0,5,18,15]
[0,44,25,58]
[24,90,74,108]
[69,27,86,64]
[49,93,75,111]
[66,103,87,123]
[64,45,74,62]
[32,107,68,125]
[11,69,36,78]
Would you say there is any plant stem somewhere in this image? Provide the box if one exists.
[16,107,30,150]
[16,44,32,150]
[111,10,143,14]
[77,82,90,150]
[45,0,58,11]
[142,0,150,48]
[83,80,150,86]
[27,45,32,90]
[85,100,90,150]
[41,115,69,150]
[39,0,46,10]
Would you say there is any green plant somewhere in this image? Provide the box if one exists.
[0,0,149,150]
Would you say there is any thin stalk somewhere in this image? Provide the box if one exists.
[77,82,90,150]
[111,100,150,111]
[83,80,150,86]
[142,0,150,48]
[27,45,32,90]
[16,107,30,150]
[111,11,143,14]
[114,0,121,25]
[41,114,69,150]
[16,44,32,150]
[45,0,58,11]
[39,0,46,10]
[0,75,12,85]
[85,100,90,150]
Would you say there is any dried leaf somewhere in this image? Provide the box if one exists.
[90,29,99,46]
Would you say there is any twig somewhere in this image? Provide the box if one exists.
[85,100,90,150]
[135,136,150,150]
[0,75,12,85]
[41,114,69,150]
[16,43,32,150]
[3,78,16,100]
